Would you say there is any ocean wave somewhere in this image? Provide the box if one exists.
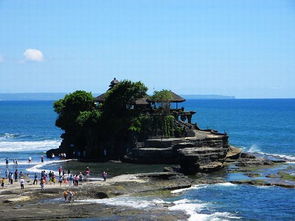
[0,140,61,152]
[77,196,166,209]
[0,133,19,140]
[243,144,295,162]
[26,159,72,174]
[171,184,209,194]
[214,182,238,187]
[169,199,240,221]
[171,183,237,194]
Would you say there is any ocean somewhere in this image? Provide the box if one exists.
[0,99,295,220]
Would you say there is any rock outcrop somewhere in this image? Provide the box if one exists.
[124,128,230,174]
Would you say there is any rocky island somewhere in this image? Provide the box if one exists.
[48,78,235,174]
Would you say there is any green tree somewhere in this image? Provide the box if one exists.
[54,90,95,131]
[54,91,96,157]
[101,80,148,158]
[150,89,173,113]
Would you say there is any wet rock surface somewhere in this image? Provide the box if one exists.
[0,172,191,220]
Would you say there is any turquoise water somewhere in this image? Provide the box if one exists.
[0,99,295,220]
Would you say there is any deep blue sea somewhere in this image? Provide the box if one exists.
[0,99,295,220]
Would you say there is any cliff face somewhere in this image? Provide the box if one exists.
[124,129,230,174]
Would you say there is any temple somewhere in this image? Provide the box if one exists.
[95,78,196,125]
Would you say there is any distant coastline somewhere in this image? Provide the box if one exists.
[0,93,235,101]
[182,94,235,99]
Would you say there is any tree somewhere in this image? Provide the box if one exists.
[54,90,95,131]
[150,89,173,113]
[54,91,96,157]
[101,80,148,158]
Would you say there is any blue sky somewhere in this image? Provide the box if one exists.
[0,0,294,98]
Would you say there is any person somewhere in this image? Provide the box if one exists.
[78,172,83,182]
[20,178,25,189]
[74,175,79,186]
[41,155,44,163]
[1,178,4,188]
[8,172,13,184]
[63,190,75,203]
[14,169,18,182]
[40,178,45,191]
[85,167,90,181]
[102,171,107,181]
[68,174,73,186]
[5,158,8,166]
[19,171,23,179]
[33,173,38,185]
[58,175,63,186]
[58,167,63,176]
[5,168,9,178]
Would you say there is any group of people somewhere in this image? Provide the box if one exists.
[1,168,25,189]
[2,157,109,197]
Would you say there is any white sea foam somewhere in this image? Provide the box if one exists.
[169,199,240,221]
[171,183,236,194]
[171,184,209,194]
[0,133,18,140]
[215,182,237,187]
[247,144,261,153]
[26,159,71,174]
[0,140,60,152]
[0,161,38,166]
[77,196,165,209]
[243,144,295,162]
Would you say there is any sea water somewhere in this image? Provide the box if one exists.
[0,99,295,220]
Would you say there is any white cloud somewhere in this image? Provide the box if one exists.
[23,49,44,62]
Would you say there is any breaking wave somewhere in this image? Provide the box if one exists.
[0,140,60,152]
[244,144,295,162]
[169,198,240,221]
[77,196,166,209]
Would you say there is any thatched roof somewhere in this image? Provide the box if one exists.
[134,96,150,105]
[95,94,150,105]
[95,93,107,103]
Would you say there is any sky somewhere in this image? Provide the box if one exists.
[0,0,295,98]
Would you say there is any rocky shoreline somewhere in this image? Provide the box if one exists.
[1,150,295,220]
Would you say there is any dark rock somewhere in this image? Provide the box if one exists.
[95,192,108,199]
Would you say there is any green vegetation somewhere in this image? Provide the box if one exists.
[278,171,295,181]
[53,80,185,160]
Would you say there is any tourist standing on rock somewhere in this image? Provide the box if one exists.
[1,178,4,188]
[85,167,90,180]
[58,175,63,186]
[102,171,107,181]
[58,167,63,176]
[20,178,25,189]
[14,169,18,182]
[78,172,83,182]
[33,173,38,185]
[40,178,45,190]
[5,168,9,178]
[8,172,13,184]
